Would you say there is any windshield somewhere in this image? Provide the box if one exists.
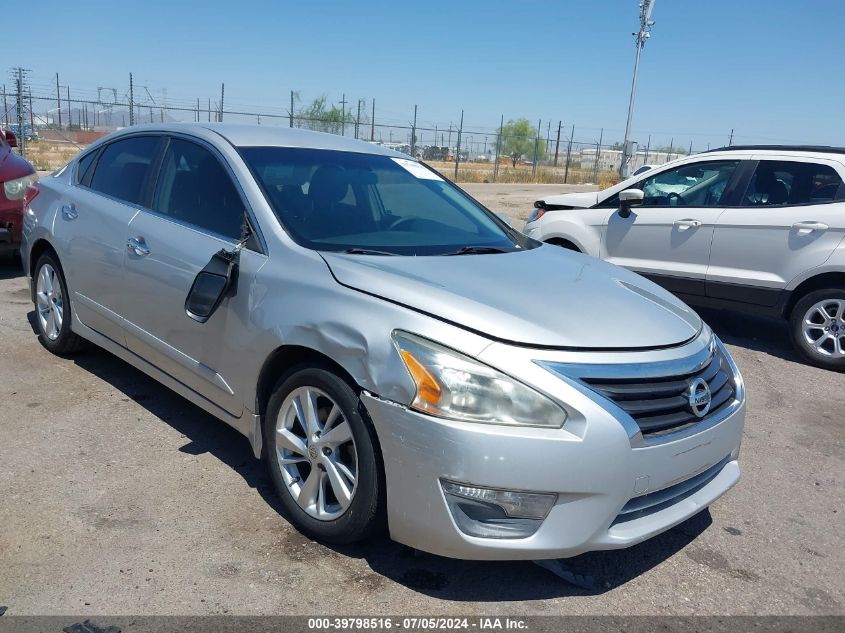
[241,147,523,255]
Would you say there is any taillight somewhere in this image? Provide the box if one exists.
[24,184,40,206]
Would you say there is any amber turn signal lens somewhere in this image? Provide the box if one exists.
[400,349,442,405]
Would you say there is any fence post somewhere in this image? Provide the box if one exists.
[289,90,294,127]
[644,134,651,163]
[453,110,463,181]
[593,128,603,183]
[2,85,7,128]
[370,99,375,141]
[56,73,62,129]
[129,73,134,126]
[66,86,71,129]
[219,83,224,122]
[15,68,25,158]
[339,93,347,136]
[553,120,561,166]
[410,104,417,156]
[355,99,362,139]
[493,114,503,181]
[532,119,540,180]
[564,125,574,184]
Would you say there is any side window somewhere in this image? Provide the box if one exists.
[742,161,843,207]
[638,160,739,207]
[151,138,245,240]
[75,150,98,185]
[596,160,739,208]
[89,136,159,205]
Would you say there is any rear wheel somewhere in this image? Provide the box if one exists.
[33,252,85,355]
[789,289,845,371]
[263,365,384,544]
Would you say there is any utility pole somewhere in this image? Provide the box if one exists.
[728,128,734,146]
[553,120,562,166]
[56,73,62,129]
[355,99,362,139]
[129,73,134,126]
[290,90,294,127]
[66,86,71,129]
[453,110,464,181]
[219,83,224,122]
[620,0,657,178]
[688,139,693,156]
[339,93,347,136]
[564,125,575,184]
[668,136,674,162]
[644,134,651,163]
[2,85,7,128]
[13,67,29,157]
[370,99,375,141]
[410,104,417,156]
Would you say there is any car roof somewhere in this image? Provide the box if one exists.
[108,122,408,158]
[705,144,845,156]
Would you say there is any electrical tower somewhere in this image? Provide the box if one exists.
[619,0,656,178]
[10,67,31,157]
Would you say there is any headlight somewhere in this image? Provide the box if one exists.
[393,331,567,428]
[526,207,546,223]
[3,174,36,200]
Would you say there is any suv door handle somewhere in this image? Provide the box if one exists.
[674,219,702,230]
[127,237,150,257]
[61,204,78,220]
[792,221,828,234]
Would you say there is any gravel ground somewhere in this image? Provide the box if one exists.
[0,183,842,616]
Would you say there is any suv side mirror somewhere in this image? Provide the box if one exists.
[618,188,644,218]
[185,248,240,323]
[4,130,17,148]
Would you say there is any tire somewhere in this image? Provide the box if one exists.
[263,365,385,544]
[33,251,85,355]
[789,288,845,371]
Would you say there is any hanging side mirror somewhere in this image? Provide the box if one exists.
[185,248,240,323]
[618,188,644,218]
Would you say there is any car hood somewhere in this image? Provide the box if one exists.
[541,191,601,209]
[321,246,702,349]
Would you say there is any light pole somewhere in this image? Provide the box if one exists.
[619,0,656,179]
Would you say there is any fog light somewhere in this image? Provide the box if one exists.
[441,480,557,539]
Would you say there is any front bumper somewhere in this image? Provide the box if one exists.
[363,334,745,561]
[0,197,23,253]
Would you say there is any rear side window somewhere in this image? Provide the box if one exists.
[89,136,159,205]
[151,138,245,240]
[742,161,843,206]
[75,151,98,184]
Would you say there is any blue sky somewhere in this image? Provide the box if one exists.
[9,0,845,149]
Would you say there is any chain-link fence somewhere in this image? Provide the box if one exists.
[3,70,722,184]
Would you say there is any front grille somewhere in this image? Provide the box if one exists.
[612,456,730,525]
[582,350,736,437]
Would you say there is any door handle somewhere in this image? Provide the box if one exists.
[792,221,828,235]
[127,237,150,257]
[674,219,702,230]
[61,204,78,220]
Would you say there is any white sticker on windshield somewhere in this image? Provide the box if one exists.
[391,158,443,181]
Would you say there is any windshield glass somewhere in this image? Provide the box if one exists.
[241,147,522,255]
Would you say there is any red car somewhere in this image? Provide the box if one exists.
[0,130,37,259]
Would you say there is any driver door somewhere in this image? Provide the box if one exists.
[601,159,741,296]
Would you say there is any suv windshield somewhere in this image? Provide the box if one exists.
[241,147,524,255]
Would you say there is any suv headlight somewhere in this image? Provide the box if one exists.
[393,331,567,428]
[3,174,36,200]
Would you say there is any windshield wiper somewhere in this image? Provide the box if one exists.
[443,245,512,256]
[342,248,398,256]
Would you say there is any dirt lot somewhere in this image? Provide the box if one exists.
[0,183,843,616]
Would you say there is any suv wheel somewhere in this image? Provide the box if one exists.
[33,252,85,355]
[790,289,845,371]
[263,366,384,544]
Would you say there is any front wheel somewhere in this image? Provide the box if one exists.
[263,366,385,544]
[789,289,845,371]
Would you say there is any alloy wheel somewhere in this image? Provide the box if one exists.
[275,386,358,520]
[802,298,845,357]
[36,263,64,341]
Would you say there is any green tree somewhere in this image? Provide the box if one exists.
[499,118,540,167]
[295,95,356,135]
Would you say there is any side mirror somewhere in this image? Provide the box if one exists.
[4,130,17,148]
[618,188,644,218]
[185,248,239,323]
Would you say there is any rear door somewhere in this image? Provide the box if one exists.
[707,157,845,305]
[600,159,741,296]
[56,135,161,344]
[121,136,265,416]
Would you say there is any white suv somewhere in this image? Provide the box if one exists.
[524,146,845,370]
